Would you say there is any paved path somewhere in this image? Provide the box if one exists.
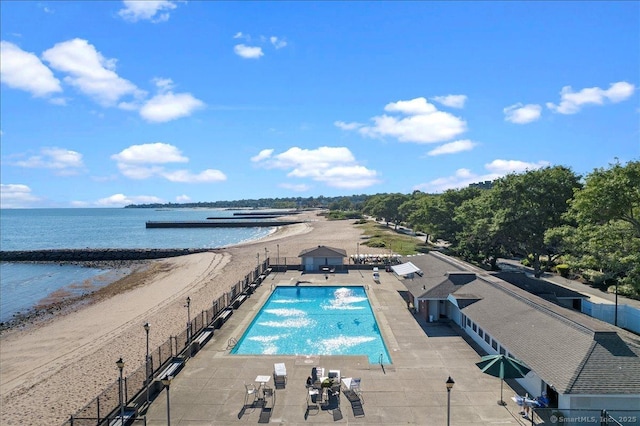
[144,269,528,425]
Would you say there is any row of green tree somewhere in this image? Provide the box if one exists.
[126,194,370,210]
[360,161,639,297]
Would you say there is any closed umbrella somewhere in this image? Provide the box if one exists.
[476,354,531,405]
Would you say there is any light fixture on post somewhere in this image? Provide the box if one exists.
[116,357,125,424]
[446,376,455,426]
[277,244,280,267]
[162,375,173,426]
[143,322,150,406]
[185,297,191,345]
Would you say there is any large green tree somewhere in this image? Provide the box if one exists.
[488,166,581,277]
[570,160,640,237]
[557,160,640,294]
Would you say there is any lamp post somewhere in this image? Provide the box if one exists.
[615,280,619,327]
[257,252,260,272]
[277,244,280,267]
[185,297,191,345]
[116,357,125,424]
[162,376,173,426]
[446,376,455,426]
[144,322,150,406]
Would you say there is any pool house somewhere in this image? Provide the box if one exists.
[397,252,640,414]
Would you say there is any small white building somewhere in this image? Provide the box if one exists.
[298,245,347,272]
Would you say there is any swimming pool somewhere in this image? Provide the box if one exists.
[231,286,392,364]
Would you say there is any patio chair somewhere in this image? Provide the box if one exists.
[273,362,287,389]
[244,383,258,407]
[328,369,341,381]
[262,384,275,407]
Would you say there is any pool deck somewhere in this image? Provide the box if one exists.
[144,269,528,425]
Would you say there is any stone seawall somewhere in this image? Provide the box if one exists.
[0,248,212,262]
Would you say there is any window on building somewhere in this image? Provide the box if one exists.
[467,318,471,327]
[499,346,506,355]
[484,333,491,344]
[491,339,498,350]
[478,328,484,338]
[472,323,477,332]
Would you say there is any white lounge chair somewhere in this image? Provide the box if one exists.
[273,362,287,389]
[244,383,258,407]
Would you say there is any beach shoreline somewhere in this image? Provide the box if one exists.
[0,211,389,425]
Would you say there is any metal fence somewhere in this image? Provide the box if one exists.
[61,259,271,426]
[531,408,639,426]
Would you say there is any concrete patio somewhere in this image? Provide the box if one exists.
[144,268,529,425]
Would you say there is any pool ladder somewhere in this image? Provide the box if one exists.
[227,337,237,349]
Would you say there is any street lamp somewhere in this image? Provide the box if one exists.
[162,376,173,426]
[143,322,150,406]
[446,376,455,426]
[116,357,125,424]
[185,297,191,344]
[257,252,260,271]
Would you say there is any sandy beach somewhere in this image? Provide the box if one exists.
[0,212,387,425]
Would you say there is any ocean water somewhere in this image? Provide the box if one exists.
[0,208,274,323]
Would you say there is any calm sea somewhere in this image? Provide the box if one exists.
[0,208,274,322]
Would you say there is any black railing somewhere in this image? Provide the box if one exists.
[61,259,272,426]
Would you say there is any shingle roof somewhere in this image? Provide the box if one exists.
[422,272,478,299]
[398,252,640,395]
[493,271,587,300]
[298,245,347,258]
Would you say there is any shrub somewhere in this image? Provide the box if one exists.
[582,269,606,285]
[556,264,570,278]
[364,238,387,248]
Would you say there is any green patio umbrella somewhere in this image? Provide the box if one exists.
[476,354,531,405]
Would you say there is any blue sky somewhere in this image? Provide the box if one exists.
[1,1,638,208]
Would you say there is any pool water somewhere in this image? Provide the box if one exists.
[231,286,391,364]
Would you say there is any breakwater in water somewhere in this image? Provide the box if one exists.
[145,220,304,228]
[0,248,212,262]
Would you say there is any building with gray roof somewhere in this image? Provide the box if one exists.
[396,252,640,412]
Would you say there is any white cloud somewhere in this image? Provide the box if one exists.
[11,147,85,175]
[253,146,380,189]
[112,142,188,164]
[139,91,205,122]
[279,183,310,192]
[234,44,264,59]
[432,94,467,108]
[270,36,287,49]
[334,121,362,131]
[176,194,191,202]
[384,97,437,115]
[162,169,227,183]
[427,139,477,156]
[504,103,542,124]
[95,193,164,207]
[0,41,62,97]
[414,159,549,193]
[118,0,177,23]
[251,149,274,162]
[485,159,550,174]
[546,81,636,114]
[111,143,225,183]
[340,97,467,144]
[233,32,245,39]
[0,184,40,208]
[42,38,143,107]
